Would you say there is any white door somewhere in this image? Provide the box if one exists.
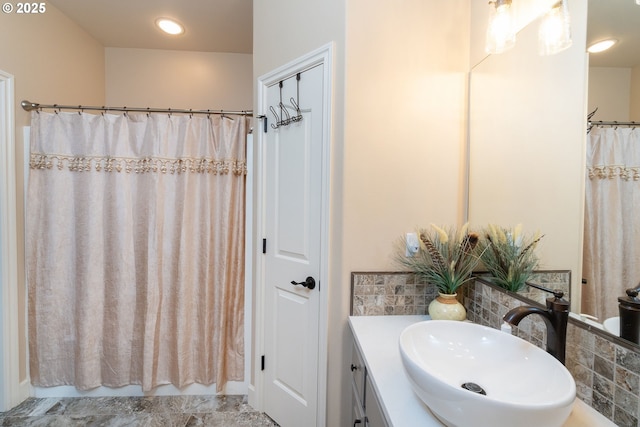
[262,63,324,426]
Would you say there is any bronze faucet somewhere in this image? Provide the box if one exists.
[503,290,570,364]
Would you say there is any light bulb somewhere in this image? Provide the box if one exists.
[538,1,572,55]
[587,39,617,53]
[485,0,516,54]
[156,18,184,35]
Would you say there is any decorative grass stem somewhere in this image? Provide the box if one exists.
[397,224,484,295]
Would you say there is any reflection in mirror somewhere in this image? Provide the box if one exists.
[517,271,571,306]
[469,0,640,349]
[581,0,640,344]
[477,270,571,307]
[468,1,586,318]
[586,0,640,121]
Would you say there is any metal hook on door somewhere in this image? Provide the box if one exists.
[278,101,292,127]
[290,73,303,123]
[290,98,303,123]
[269,106,281,129]
[269,81,289,129]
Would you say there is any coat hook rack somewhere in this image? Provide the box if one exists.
[267,73,304,130]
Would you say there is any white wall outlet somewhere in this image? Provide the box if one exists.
[406,232,419,257]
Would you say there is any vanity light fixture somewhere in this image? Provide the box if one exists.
[155,18,185,35]
[485,0,516,54]
[538,0,572,55]
[587,39,618,53]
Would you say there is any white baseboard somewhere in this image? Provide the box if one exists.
[247,383,257,409]
[33,381,249,398]
[19,378,30,400]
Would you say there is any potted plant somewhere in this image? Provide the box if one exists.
[478,224,543,292]
[397,223,483,320]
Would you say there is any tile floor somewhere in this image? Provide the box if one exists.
[0,395,279,426]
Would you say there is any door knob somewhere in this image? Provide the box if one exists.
[291,276,316,290]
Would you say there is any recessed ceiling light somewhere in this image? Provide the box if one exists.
[156,18,184,36]
[587,39,617,53]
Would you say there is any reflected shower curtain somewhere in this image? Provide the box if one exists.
[582,126,640,321]
[27,111,247,391]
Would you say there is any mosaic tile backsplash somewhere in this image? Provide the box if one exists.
[350,272,437,316]
[351,272,640,426]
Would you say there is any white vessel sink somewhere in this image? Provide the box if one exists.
[603,316,620,335]
[399,320,576,427]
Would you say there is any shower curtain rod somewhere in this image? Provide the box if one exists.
[589,120,639,127]
[21,100,253,116]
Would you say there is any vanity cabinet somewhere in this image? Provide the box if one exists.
[348,315,615,427]
[351,341,388,427]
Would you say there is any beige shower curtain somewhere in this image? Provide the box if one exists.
[582,126,640,321]
[27,110,247,391]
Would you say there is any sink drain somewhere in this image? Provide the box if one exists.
[461,382,486,395]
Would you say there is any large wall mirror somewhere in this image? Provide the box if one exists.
[469,0,640,349]
[468,0,587,308]
[581,0,640,341]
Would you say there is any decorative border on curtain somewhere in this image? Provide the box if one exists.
[29,153,247,175]
[587,165,640,181]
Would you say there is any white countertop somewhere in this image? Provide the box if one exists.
[348,315,616,427]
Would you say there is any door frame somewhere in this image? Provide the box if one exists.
[251,43,332,427]
[0,69,25,411]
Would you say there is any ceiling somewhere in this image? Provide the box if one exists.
[46,0,639,67]
[587,0,640,68]
[47,0,253,54]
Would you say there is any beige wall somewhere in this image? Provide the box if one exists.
[105,48,252,110]
[0,4,105,385]
[343,5,469,426]
[345,0,470,256]
[0,9,105,128]
[254,1,469,426]
[253,1,344,81]
[588,67,632,121]
[631,64,640,121]
[468,1,588,305]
